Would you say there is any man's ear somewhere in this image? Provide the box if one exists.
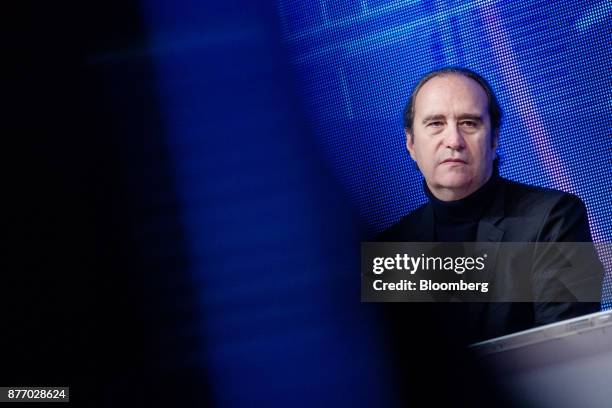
[405,129,416,161]
[492,128,500,152]
[493,129,499,150]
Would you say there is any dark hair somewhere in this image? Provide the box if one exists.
[402,67,502,168]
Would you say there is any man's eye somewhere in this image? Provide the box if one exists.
[428,121,443,127]
[462,121,477,127]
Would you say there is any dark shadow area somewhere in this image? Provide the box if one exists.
[6,2,210,406]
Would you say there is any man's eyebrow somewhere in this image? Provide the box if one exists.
[421,114,446,124]
[457,114,483,121]
[421,114,484,124]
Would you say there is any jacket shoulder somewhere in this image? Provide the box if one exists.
[499,178,591,241]
[500,178,584,215]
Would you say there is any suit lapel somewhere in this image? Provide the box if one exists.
[475,177,506,268]
[469,179,507,332]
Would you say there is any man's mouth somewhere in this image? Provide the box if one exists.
[441,158,467,164]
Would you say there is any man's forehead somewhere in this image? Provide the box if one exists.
[414,74,488,117]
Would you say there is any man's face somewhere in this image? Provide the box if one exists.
[407,74,498,201]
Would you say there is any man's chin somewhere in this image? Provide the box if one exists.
[436,175,473,190]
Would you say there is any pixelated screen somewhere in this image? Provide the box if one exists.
[276,0,611,304]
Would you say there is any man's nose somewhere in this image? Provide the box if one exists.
[444,124,466,150]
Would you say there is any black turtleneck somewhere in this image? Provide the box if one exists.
[425,169,500,242]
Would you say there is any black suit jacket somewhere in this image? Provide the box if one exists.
[377,177,603,342]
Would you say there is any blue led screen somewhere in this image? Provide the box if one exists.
[277,0,611,303]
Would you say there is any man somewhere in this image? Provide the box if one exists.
[378,67,602,343]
